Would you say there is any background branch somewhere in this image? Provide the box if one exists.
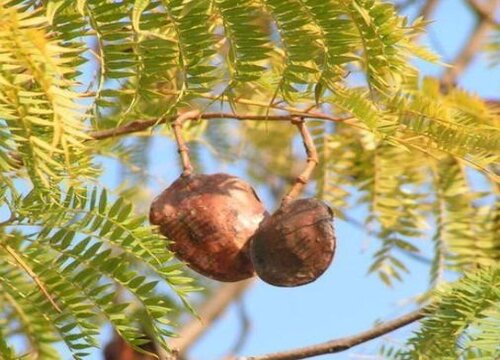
[166,279,255,358]
[0,214,16,227]
[441,0,498,89]
[465,0,499,24]
[419,0,440,20]
[223,299,252,359]
[242,308,427,360]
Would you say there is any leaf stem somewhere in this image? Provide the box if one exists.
[1,244,62,313]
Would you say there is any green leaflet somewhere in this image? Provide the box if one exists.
[400,266,500,359]
[0,1,93,189]
[0,187,197,358]
[261,0,326,101]
[364,145,427,285]
[215,0,269,83]
[432,158,499,272]
[0,322,15,359]
[341,0,419,96]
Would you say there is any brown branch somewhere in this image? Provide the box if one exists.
[171,110,201,177]
[466,0,499,24]
[282,118,318,205]
[167,279,255,358]
[242,308,427,360]
[224,299,252,359]
[441,0,498,90]
[419,0,440,20]
[89,112,347,141]
[0,213,17,227]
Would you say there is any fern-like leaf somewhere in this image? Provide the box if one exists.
[400,266,500,359]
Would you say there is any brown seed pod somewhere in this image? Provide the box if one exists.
[150,173,268,282]
[250,198,335,287]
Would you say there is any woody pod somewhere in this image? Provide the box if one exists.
[150,111,268,282]
[150,112,335,286]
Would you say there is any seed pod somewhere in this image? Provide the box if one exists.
[150,173,268,282]
[250,198,335,287]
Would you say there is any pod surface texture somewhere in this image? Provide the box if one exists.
[250,198,336,287]
[150,173,268,282]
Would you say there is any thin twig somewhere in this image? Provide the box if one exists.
[0,214,17,227]
[89,112,347,141]
[410,0,440,45]
[441,0,498,90]
[87,107,500,184]
[224,299,252,359]
[167,279,255,358]
[282,118,318,205]
[1,244,62,313]
[171,110,201,177]
[242,308,427,360]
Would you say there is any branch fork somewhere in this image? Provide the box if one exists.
[170,111,320,194]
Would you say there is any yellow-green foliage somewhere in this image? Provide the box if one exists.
[402,266,500,359]
[0,3,92,188]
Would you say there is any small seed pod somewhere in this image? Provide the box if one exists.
[250,198,335,287]
[150,173,268,282]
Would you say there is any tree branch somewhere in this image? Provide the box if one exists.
[0,213,17,227]
[465,0,499,24]
[242,308,427,360]
[167,279,255,358]
[89,112,347,141]
[419,0,440,20]
[224,299,252,359]
[441,0,498,90]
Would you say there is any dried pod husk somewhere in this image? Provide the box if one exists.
[150,173,268,282]
[250,198,335,287]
